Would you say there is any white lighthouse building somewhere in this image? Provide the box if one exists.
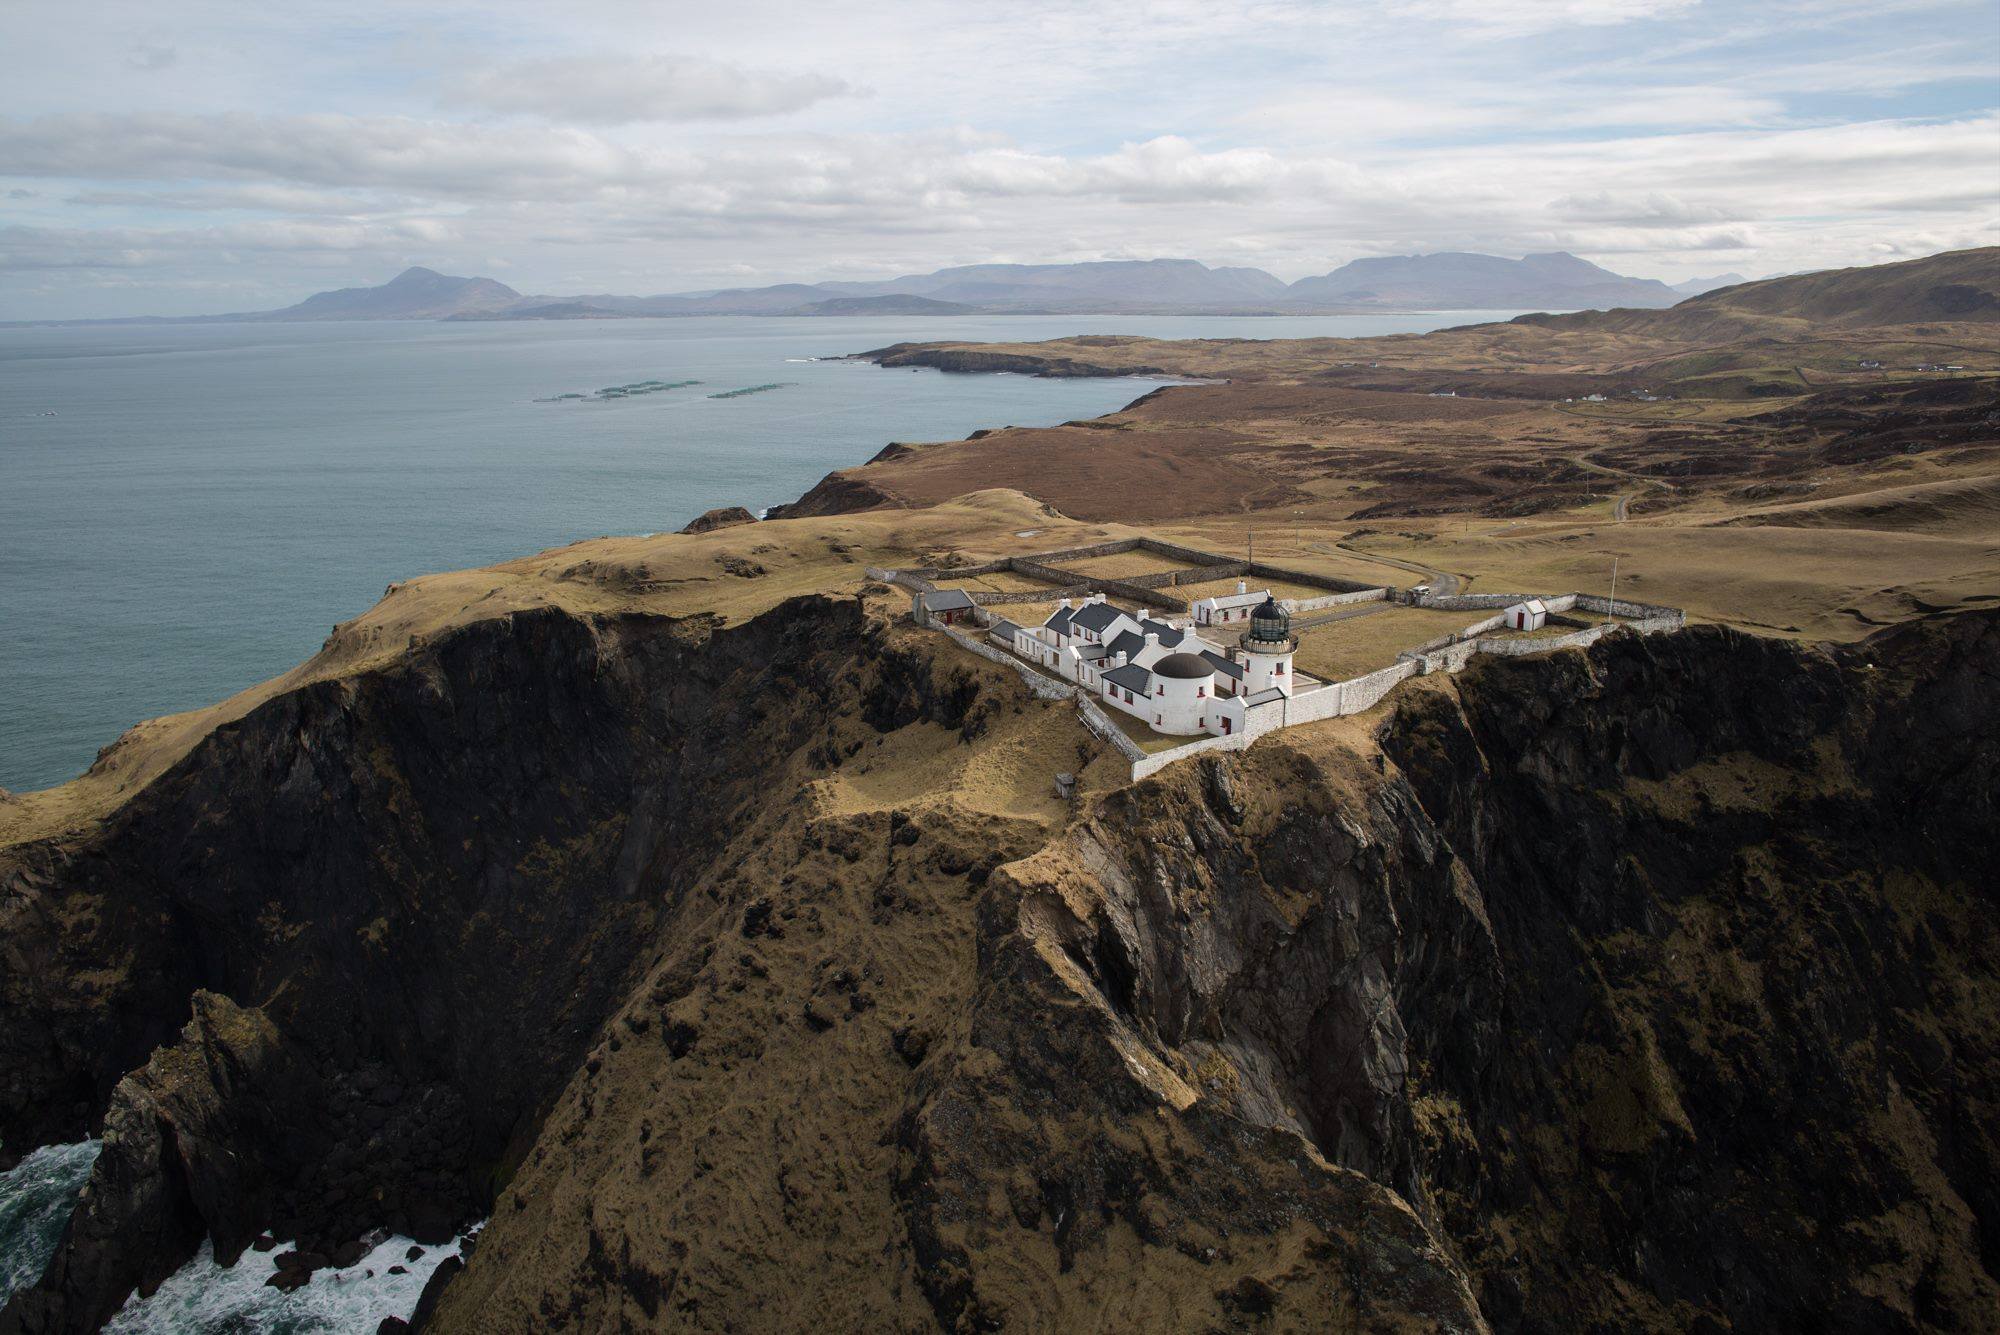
[1238,597,1297,697]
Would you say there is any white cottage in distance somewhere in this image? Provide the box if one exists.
[989,590,1297,738]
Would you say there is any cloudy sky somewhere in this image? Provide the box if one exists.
[2,0,1995,317]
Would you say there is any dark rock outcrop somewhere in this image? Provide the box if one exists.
[678,507,757,535]
[763,471,902,519]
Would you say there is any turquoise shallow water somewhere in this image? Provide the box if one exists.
[0,311,1510,792]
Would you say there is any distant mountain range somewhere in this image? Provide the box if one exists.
[14,253,1771,326]
[1671,272,1748,297]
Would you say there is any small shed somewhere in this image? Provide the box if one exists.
[915,588,975,627]
[1505,598,1548,632]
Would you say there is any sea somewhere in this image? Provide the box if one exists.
[0,308,1511,1325]
[0,310,1516,794]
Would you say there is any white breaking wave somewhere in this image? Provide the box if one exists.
[0,1140,102,1305]
[103,1225,482,1334]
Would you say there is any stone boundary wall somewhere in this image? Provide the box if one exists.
[1095,578,1188,613]
[1078,697,1149,764]
[869,566,933,595]
[1473,625,1612,657]
[1125,537,1241,569]
[976,586,1092,606]
[1012,538,1150,566]
[1327,660,1420,716]
[1132,732,1247,781]
[1574,593,1684,630]
[1000,557,1183,612]
[1245,560,1383,595]
[1402,639,1480,675]
[901,536,1379,614]
[1163,561,1250,586]
[1008,556,1100,587]
[1415,592,1530,611]
[1287,588,1388,614]
[942,625,1075,701]
[920,558,1013,578]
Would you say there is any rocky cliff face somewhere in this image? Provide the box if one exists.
[1010,617,1997,1329]
[3,601,1995,1331]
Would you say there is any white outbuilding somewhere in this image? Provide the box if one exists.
[1192,581,1266,627]
[1504,598,1548,632]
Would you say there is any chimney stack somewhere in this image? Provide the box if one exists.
[1237,579,1247,595]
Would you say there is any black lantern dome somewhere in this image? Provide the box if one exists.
[1242,597,1296,652]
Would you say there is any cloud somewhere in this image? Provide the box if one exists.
[442,53,857,123]
[1550,191,1738,225]
[1402,0,1701,34]
[126,43,178,72]
[1,0,1994,314]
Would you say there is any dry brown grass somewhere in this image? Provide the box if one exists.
[1293,607,1488,680]
[1049,551,1204,579]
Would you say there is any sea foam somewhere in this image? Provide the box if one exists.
[0,1140,102,1306]
[102,1225,482,1334]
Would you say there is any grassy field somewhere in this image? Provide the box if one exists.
[1051,551,1208,579]
[933,568,1067,594]
[1293,607,1488,681]
[1175,574,1356,603]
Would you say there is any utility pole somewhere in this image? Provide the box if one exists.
[1609,555,1619,610]
[1248,528,1254,567]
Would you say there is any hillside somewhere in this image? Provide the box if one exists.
[1288,250,1683,310]
[792,294,975,316]
[1680,247,2000,324]
[257,267,524,321]
[1511,246,2000,339]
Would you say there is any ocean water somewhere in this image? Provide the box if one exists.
[0,1140,101,1307]
[0,310,1513,793]
[0,1136,473,1331]
[101,1227,481,1334]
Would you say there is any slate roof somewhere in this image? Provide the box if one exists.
[1071,642,1110,660]
[1070,601,1130,633]
[1105,629,1148,662]
[1136,618,1190,648]
[1243,687,1287,706]
[1201,589,1266,609]
[989,620,1025,641]
[920,588,975,612]
[1103,663,1154,694]
[1200,650,1245,680]
[1043,605,1076,635]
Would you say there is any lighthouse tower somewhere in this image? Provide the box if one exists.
[1238,596,1297,697]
